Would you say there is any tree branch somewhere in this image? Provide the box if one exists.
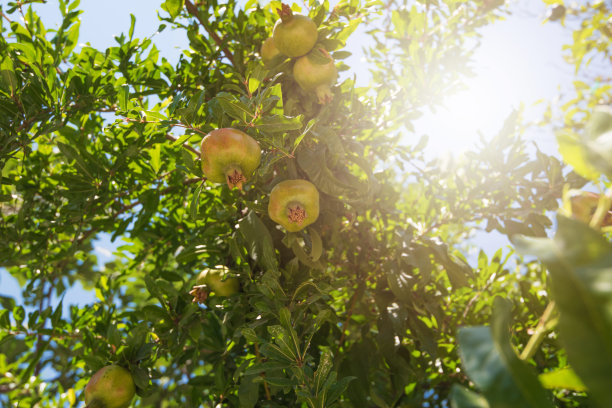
[184,0,237,67]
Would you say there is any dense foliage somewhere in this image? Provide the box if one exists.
[1,0,611,407]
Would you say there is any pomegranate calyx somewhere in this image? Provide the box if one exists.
[189,285,209,304]
[288,203,307,224]
[315,85,333,104]
[277,3,294,23]
[225,166,246,190]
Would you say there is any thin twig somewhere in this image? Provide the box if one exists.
[184,0,237,67]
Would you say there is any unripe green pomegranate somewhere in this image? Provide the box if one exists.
[272,4,318,58]
[84,365,135,408]
[293,48,337,104]
[197,265,239,297]
[200,128,261,190]
[268,179,319,232]
[261,37,282,66]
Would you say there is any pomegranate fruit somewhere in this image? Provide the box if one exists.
[200,128,261,190]
[272,4,318,58]
[569,190,612,226]
[84,365,135,408]
[261,37,282,66]
[293,48,337,104]
[268,179,319,232]
[197,265,239,297]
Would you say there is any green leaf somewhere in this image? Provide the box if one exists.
[289,237,325,270]
[490,298,554,407]
[51,299,63,326]
[13,306,25,325]
[161,0,185,19]
[143,110,168,121]
[293,119,315,155]
[180,148,200,176]
[557,129,600,181]
[173,133,195,147]
[237,211,278,272]
[279,307,292,332]
[326,375,356,406]
[538,367,587,392]
[314,349,333,393]
[254,115,303,133]
[118,84,129,111]
[449,384,490,408]
[239,375,259,408]
[131,366,150,390]
[457,298,554,408]
[0,58,18,95]
[583,107,612,177]
[332,51,352,60]
[386,265,412,302]
[0,310,10,329]
[128,14,136,40]
[241,327,259,343]
[150,143,161,174]
[57,142,93,179]
[586,107,612,140]
[259,343,295,363]
[308,227,323,262]
[297,145,364,200]
[190,182,204,220]
[244,361,290,376]
[513,215,612,407]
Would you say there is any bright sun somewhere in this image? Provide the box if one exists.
[417,6,567,156]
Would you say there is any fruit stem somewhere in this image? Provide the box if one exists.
[225,165,246,190]
[589,187,612,229]
[319,47,332,60]
[287,203,306,224]
[519,301,558,361]
[277,3,294,23]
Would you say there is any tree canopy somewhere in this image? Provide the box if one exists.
[1,0,612,407]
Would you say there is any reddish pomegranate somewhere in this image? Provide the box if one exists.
[84,365,135,408]
[293,48,337,104]
[569,190,612,227]
[272,4,318,58]
[268,179,319,232]
[200,128,261,190]
[261,37,282,66]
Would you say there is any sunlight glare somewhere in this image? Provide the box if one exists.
[419,4,569,156]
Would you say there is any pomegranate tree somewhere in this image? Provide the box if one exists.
[293,48,337,104]
[84,365,135,408]
[268,179,320,232]
[272,4,318,58]
[200,128,261,190]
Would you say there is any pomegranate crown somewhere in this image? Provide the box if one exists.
[277,3,294,23]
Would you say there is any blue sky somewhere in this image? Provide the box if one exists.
[1,0,575,344]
